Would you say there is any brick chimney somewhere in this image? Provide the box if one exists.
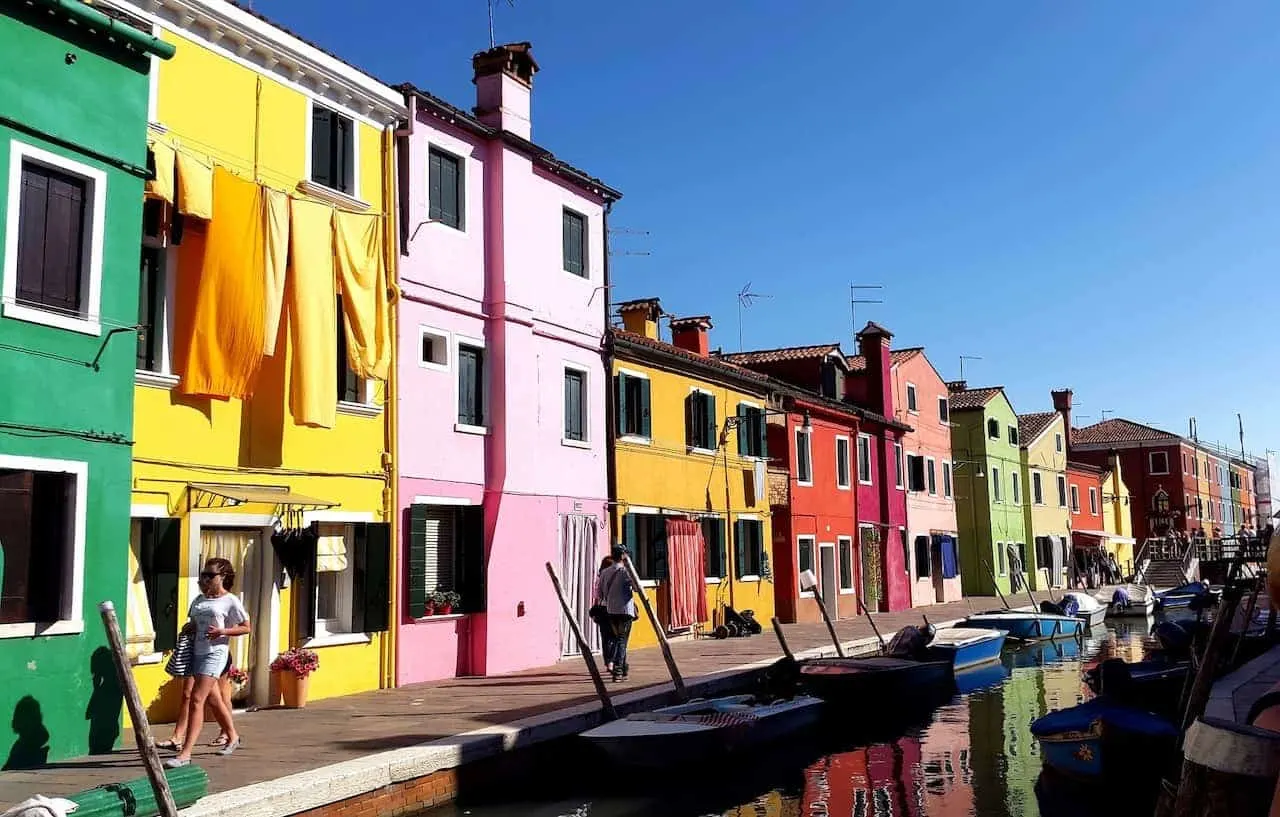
[1051,388,1073,457]
[472,42,538,139]
[670,316,713,357]
[617,298,661,340]
[946,380,967,393]
[856,321,894,419]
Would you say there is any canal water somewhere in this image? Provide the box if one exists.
[423,618,1161,817]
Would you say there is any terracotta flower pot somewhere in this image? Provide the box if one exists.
[438,604,453,615]
[280,671,310,708]
[424,604,436,617]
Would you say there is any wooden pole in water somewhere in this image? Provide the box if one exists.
[982,554,1011,609]
[806,579,846,658]
[1171,718,1280,817]
[544,563,618,721]
[1020,567,1039,611]
[771,617,795,661]
[857,596,887,653]
[1181,564,1245,733]
[620,555,689,702]
[98,601,179,817]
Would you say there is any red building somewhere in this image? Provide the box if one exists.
[722,322,912,612]
[1066,460,1107,570]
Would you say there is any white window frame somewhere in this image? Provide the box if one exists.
[303,511,375,648]
[797,535,817,597]
[313,522,356,640]
[454,334,488,435]
[942,461,953,499]
[616,367,652,445]
[1032,470,1044,505]
[992,466,1002,502]
[1055,433,1063,453]
[336,376,380,417]
[1011,470,1021,505]
[736,399,766,460]
[418,325,450,371]
[1149,451,1169,475]
[562,362,591,448]
[835,435,852,491]
[857,433,874,485]
[905,382,919,414]
[925,456,937,496]
[1088,487,1098,515]
[300,100,368,209]
[1057,474,1068,508]
[686,386,718,455]
[795,427,813,486]
[837,536,855,594]
[427,143,467,233]
[0,454,88,638]
[894,442,904,489]
[1070,484,1081,514]
[938,396,950,425]
[735,513,763,582]
[3,140,107,336]
[996,541,1007,575]
[135,217,180,389]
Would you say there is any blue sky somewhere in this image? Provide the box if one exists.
[262,0,1279,457]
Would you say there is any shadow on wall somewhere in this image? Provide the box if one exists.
[4,695,49,770]
[87,647,123,754]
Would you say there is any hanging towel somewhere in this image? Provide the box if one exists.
[262,189,290,355]
[333,211,391,381]
[940,535,958,579]
[175,150,213,220]
[178,167,267,399]
[288,199,337,428]
[146,138,175,204]
[664,518,708,629]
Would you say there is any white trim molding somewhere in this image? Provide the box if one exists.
[2,140,107,336]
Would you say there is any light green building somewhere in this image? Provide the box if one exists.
[1018,411,1071,590]
[948,383,1031,597]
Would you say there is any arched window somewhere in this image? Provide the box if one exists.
[1152,489,1170,514]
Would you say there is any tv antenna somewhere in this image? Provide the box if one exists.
[607,226,651,258]
[737,282,771,351]
[959,355,982,381]
[850,284,883,339]
[488,0,514,49]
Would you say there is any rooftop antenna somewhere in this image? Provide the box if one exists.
[607,226,652,258]
[959,355,982,381]
[487,0,514,49]
[1101,409,1114,420]
[850,284,884,340]
[1239,413,1246,459]
[737,282,771,352]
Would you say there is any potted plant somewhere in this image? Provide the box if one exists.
[227,666,249,695]
[269,647,319,708]
[438,591,461,615]
[427,590,447,615]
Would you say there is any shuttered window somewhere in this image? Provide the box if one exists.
[562,208,587,277]
[685,391,717,450]
[624,513,667,580]
[615,373,651,438]
[795,429,812,484]
[15,161,87,316]
[857,435,873,483]
[733,519,764,578]
[797,536,815,589]
[458,344,485,426]
[136,246,165,371]
[564,368,586,441]
[428,148,463,229]
[702,517,727,578]
[736,404,767,458]
[336,297,362,403]
[838,537,854,590]
[134,518,181,652]
[311,104,355,194]
[836,437,851,489]
[0,468,74,624]
[407,505,484,617]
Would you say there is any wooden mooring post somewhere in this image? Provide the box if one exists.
[98,601,180,817]
[771,617,795,661]
[620,554,689,701]
[982,555,1012,609]
[544,563,617,721]
[1168,718,1280,817]
[800,570,845,657]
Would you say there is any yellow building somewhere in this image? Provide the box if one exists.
[1018,412,1071,590]
[1100,453,1136,575]
[611,299,777,648]
[118,0,404,722]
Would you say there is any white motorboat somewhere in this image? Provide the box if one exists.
[1093,584,1155,618]
[1061,592,1108,628]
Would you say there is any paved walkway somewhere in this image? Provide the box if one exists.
[0,594,1049,807]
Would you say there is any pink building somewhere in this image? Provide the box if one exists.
[395,44,621,683]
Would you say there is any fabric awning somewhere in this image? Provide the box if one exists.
[188,482,336,510]
[1071,529,1112,538]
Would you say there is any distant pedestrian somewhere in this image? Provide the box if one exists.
[602,545,638,682]
[592,555,616,674]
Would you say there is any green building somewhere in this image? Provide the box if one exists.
[0,0,171,764]
[947,382,1030,597]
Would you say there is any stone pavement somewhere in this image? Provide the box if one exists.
[0,593,1050,808]
[1207,642,1280,723]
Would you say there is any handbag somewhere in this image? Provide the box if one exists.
[589,604,607,624]
[164,630,193,677]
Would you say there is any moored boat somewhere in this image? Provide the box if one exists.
[962,610,1084,641]
[797,656,955,708]
[1030,697,1180,780]
[924,627,1007,669]
[580,693,823,768]
[1154,581,1217,610]
[1058,592,1108,628]
[1084,658,1188,719]
[1093,584,1155,618]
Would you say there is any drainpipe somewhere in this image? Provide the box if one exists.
[602,200,617,546]
[381,121,403,691]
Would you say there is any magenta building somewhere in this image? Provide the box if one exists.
[395,44,621,682]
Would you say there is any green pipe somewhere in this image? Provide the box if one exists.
[29,0,176,59]
[66,766,208,817]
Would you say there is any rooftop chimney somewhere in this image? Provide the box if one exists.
[670,315,713,357]
[472,42,538,139]
[1051,388,1073,457]
[946,380,967,393]
[856,321,894,419]
[617,298,661,341]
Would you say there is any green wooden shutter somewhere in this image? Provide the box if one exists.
[736,404,749,456]
[734,520,747,579]
[704,518,727,578]
[757,410,768,459]
[684,393,696,448]
[704,394,717,450]
[653,523,669,580]
[428,150,443,221]
[623,513,638,552]
[407,504,430,618]
[292,530,318,641]
[639,377,652,438]
[143,518,181,652]
[356,522,391,633]
[615,374,628,435]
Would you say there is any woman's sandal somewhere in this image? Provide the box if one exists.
[210,735,229,747]
[155,739,183,751]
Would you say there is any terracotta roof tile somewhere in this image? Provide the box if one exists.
[947,386,1003,411]
[718,344,843,366]
[613,330,771,382]
[1017,412,1058,445]
[845,348,921,372]
[1071,418,1180,446]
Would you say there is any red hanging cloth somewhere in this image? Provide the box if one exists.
[664,518,708,629]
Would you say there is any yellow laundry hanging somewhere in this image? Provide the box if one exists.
[263,189,290,355]
[175,150,213,220]
[333,211,391,382]
[288,199,337,428]
[179,167,267,399]
[146,139,175,204]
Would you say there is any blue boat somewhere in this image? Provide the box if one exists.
[961,610,1084,641]
[924,627,1007,669]
[953,659,1009,694]
[1031,697,1180,780]
[1009,635,1082,668]
[1154,581,1217,610]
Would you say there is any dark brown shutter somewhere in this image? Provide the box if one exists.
[142,518,182,652]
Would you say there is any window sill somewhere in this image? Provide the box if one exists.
[411,613,468,623]
[454,423,489,436]
[799,590,814,598]
[337,401,382,418]
[296,180,371,211]
[739,575,761,583]
[303,632,372,649]
[562,437,591,449]
[688,446,717,457]
[858,480,874,487]
[639,579,659,589]
[705,577,723,585]
[0,620,84,639]
[796,480,813,488]
[3,303,100,336]
[837,484,851,492]
[135,370,180,389]
[131,651,165,666]
[838,588,858,596]
[619,435,651,446]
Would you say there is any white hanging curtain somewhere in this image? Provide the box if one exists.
[199,528,258,678]
[559,514,600,657]
[125,523,156,660]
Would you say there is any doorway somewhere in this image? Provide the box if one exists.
[819,543,838,619]
[558,514,599,657]
[196,522,276,708]
[859,525,882,611]
[930,536,945,603]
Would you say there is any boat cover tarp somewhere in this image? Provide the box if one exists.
[1030,697,1179,738]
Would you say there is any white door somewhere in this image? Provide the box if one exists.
[819,543,838,619]
[559,514,600,657]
